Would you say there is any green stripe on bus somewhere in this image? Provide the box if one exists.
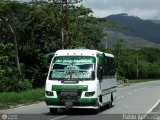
[77,98,97,103]
[52,85,88,91]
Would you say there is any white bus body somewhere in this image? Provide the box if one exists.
[45,49,117,113]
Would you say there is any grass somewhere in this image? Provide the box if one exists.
[117,78,160,87]
[0,88,45,110]
[128,79,160,83]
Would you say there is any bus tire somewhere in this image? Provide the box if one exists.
[92,107,100,114]
[108,94,113,108]
[92,101,101,114]
[50,108,58,114]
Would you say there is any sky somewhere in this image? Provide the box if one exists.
[82,0,160,20]
[15,0,160,20]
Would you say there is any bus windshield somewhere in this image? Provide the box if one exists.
[49,56,96,80]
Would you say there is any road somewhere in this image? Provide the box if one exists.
[1,80,160,120]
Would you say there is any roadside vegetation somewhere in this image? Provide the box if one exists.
[0,88,44,109]
[110,40,160,81]
[128,79,160,84]
[0,0,160,109]
[0,1,104,92]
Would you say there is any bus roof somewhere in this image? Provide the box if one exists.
[54,49,114,58]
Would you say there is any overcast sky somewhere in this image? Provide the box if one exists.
[82,0,160,20]
[15,0,160,20]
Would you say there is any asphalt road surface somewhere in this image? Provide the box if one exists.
[1,80,160,120]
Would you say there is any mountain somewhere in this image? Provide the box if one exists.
[152,20,160,24]
[105,13,160,48]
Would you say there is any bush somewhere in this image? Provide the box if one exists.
[0,75,32,92]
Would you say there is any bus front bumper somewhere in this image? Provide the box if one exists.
[47,105,99,109]
[45,98,98,109]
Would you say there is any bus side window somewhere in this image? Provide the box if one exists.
[105,57,110,77]
[112,59,116,76]
[110,58,116,76]
[108,58,111,77]
[105,57,116,77]
[97,65,103,81]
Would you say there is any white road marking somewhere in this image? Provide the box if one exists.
[116,97,120,100]
[121,96,124,98]
[128,92,132,95]
[139,87,145,90]
[114,97,120,102]
[117,97,120,99]
[134,89,138,92]
[50,116,67,120]
[146,98,160,114]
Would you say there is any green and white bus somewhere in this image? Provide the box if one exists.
[44,49,117,114]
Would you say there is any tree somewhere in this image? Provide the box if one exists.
[67,5,104,49]
[0,1,22,76]
[0,1,105,89]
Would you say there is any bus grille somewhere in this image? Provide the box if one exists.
[56,89,82,99]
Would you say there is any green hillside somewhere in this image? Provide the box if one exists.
[105,14,160,48]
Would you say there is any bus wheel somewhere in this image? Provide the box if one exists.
[92,102,100,114]
[92,107,100,114]
[109,94,113,108]
[50,108,58,114]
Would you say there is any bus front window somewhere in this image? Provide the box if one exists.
[49,56,96,81]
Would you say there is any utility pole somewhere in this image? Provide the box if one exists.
[52,0,82,49]
[136,49,139,79]
[105,27,108,49]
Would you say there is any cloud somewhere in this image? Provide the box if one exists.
[13,0,160,20]
[83,0,160,20]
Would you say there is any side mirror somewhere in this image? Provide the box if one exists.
[41,52,55,67]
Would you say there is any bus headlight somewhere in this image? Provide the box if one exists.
[85,91,95,97]
[46,91,54,96]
